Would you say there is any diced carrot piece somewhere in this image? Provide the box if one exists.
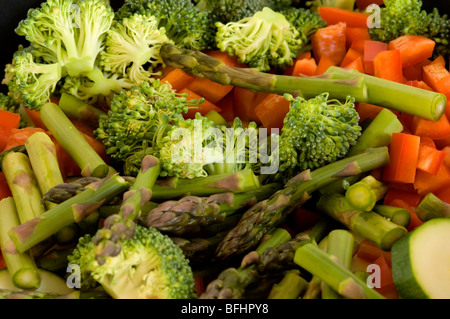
[374,49,404,83]
[254,93,290,130]
[0,172,12,201]
[389,35,436,68]
[178,88,222,118]
[311,22,347,66]
[160,67,196,92]
[414,162,450,195]
[233,87,269,123]
[346,27,371,49]
[315,55,338,75]
[215,90,235,123]
[340,47,363,67]
[383,188,422,208]
[416,141,447,175]
[372,255,399,299]
[355,102,384,122]
[422,56,449,92]
[363,40,388,75]
[292,57,318,76]
[318,7,370,28]
[342,56,365,73]
[382,132,420,184]
[411,114,450,140]
[4,127,47,151]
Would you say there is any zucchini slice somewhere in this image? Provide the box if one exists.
[391,218,450,299]
[0,268,73,295]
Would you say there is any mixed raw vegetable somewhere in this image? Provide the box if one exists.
[0,0,449,299]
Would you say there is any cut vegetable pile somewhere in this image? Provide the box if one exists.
[0,0,449,299]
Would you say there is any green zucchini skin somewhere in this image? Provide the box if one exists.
[391,218,450,299]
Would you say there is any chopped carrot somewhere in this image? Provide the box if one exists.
[0,109,21,151]
[318,7,370,28]
[389,35,435,68]
[422,55,449,92]
[403,59,431,81]
[290,207,322,234]
[0,172,12,201]
[355,102,384,122]
[341,56,365,73]
[160,67,196,92]
[186,78,234,105]
[178,88,222,119]
[416,140,447,175]
[363,40,388,75]
[311,22,347,66]
[357,239,392,267]
[414,162,450,195]
[292,57,318,76]
[382,132,420,184]
[383,188,422,208]
[4,127,47,151]
[215,90,235,123]
[374,49,404,83]
[372,255,399,299]
[315,55,338,75]
[254,93,290,130]
[340,47,363,67]
[411,113,450,140]
[24,108,47,130]
[345,27,371,50]
[233,87,268,122]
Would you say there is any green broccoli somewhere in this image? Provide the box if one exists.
[93,79,198,176]
[215,7,303,71]
[67,224,197,299]
[0,92,20,114]
[369,0,450,58]
[278,6,326,45]
[115,0,214,51]
[157,114,258,179]
[274,93,362,183]
[3,0,115,109]
[99,12,171,84]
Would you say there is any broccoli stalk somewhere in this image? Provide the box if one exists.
[58,92,107,128]
[160,43,447,121]
[214,146,390,260]
[0,197,41,290]
[40,102,113,178]
[8,175,130,254]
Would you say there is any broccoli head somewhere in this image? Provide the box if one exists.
[68,224,196,299]
[215,7,303,72]
[15,0,114,77]
[115,0,214,51]
[94,79,199,176]
[278,6,326,45]
[157,114,257,179]
[276,93,362,182]
[100,13,171,84]
[3,47,62,110]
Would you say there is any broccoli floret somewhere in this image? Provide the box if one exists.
[275,93,362,183]
[158,114,256,179]
[0,92,20,114]
[369,0,450,57]
[3,47,62,110]
[68,224,196,299]
[215,7,303,72]
[93,79,198,176]
[100,13,171,84]
[115,0,214,51]
[15,0,114,77]
[279,6,326,45]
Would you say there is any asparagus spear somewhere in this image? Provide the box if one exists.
[160,43,369,102]
[139,183,281,237]
[347,108,403,156]
[93,156,160,263]
[415,192,450,221]
[0,197,41,290]
[215,146,390,260]
[267,269,308,299]
[0,289,80,299]
[0,145,27,172]
[316,193,407,251]
[39,102,113,178]
[324,66,446,121]
[2,151,46,223]
[321,229,355,299]
[344,175,388,212]
[42,169,261,204]
[160,43,447,121]
[8,174,130,254]
[294,242,385,299]
[373,204,411,228]
[200,219,332,299]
